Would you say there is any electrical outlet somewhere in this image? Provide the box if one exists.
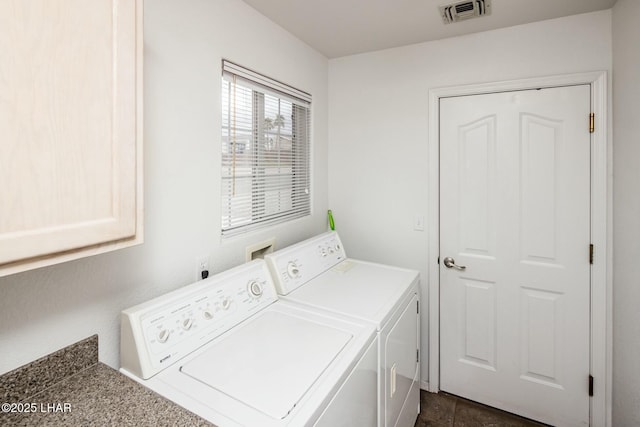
[196,256,210,281]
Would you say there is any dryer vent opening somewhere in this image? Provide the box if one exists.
[439,0,492,24]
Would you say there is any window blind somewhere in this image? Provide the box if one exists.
[221,60,311,236]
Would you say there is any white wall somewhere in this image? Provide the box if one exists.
[328,10,612,388]
[612,0,640,425]
[0,0,328,374]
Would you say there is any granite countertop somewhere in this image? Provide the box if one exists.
[0,335,213,427]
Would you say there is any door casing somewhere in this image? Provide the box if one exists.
[426,71,611,427]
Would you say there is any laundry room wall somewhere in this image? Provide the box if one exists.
[612,0,640,425]
[0,0,328,374]
[327,10,612,389]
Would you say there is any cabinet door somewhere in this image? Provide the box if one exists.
[0,0,142,269]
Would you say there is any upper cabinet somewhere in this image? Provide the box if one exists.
[0,0,143,277]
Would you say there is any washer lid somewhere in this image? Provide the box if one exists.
[180,310,352,420]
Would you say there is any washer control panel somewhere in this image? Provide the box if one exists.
[121,260,277,379]
[265,231,346,295]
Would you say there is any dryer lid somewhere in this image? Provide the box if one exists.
[180,310,352,420]
[284,260,419,328]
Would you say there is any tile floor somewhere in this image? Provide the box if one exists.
[415,390,550,427]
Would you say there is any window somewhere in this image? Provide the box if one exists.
[221,61,311,236]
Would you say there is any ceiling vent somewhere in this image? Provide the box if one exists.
[439,0,492,24]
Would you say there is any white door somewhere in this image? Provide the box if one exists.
[439,86,591,427]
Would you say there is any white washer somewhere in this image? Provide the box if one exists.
[265,232,420,427]
[120,260,378,427]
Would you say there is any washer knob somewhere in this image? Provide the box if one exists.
[203,310,214,320]
[181,318,193,330]
[157,329,170,343]
[287,262,300,278]
[248,280,264,298]
[221,298,231,310]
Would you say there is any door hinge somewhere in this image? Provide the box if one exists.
[417,300,420,314]
[416,349,420,363]
[589,244,594,265]
[589,375,594,396]
[437,256,440,265]
[589,113,595,133]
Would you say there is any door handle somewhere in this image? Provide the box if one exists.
[443,257,466,271]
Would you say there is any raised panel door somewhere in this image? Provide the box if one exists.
[440,86,590,426]
[0,0,142,272]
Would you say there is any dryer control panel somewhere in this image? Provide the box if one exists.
[120,260,277,379]
[265,231,346,295]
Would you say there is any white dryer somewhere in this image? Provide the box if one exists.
[265,232,420,427]
[120,260,378,427]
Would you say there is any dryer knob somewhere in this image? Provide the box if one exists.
[221,298,231,310]
[287,262,300,279]
[203,310,214,320]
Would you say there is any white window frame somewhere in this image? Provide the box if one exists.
[221,60,311,237]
